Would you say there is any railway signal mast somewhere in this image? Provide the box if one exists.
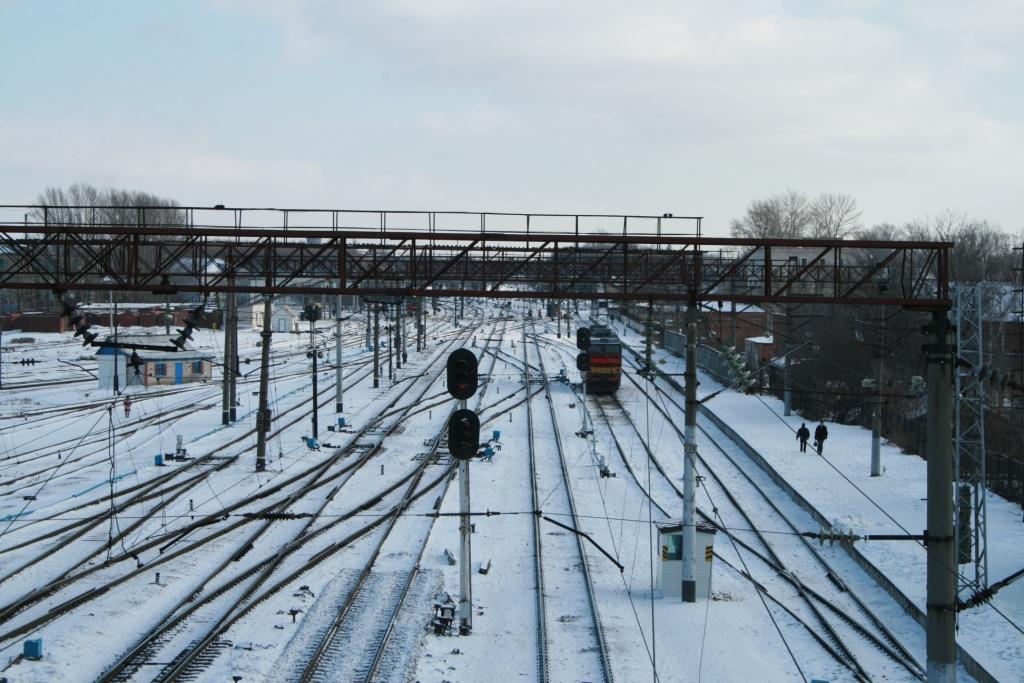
[447,349,479,635]
[303,303,322,441]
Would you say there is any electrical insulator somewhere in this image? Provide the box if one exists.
[61,299,98,346]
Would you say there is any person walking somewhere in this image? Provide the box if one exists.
[123,395,133,418]
[796,423,810,453]
[814,421,828,455]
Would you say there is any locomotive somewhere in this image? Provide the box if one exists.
[576,324,622,393]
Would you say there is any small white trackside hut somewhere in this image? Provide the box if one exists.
[656,519,717,600]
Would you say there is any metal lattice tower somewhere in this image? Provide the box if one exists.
[954,284,988,591]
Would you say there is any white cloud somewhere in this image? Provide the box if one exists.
[5,1,1022,233]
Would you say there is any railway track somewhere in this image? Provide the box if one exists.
[523,321,614,683]
[602,348,925,681]
[292,317,506,683]
[88,319,497,682]
[0,324,468,637]
[529,328,925,681]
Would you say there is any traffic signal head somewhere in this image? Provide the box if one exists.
[448,408,481,460]
[446,348,478,400]
[576,352,590,372]
[303,303,322,322]
[576,327,591,350]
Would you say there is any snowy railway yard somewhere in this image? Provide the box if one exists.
[0,307,1021,683]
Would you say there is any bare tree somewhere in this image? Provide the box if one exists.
[856,222,902,241]
[808,193,862,239]
[729,188,811,239]
[902,210,1015,282]
[23,183,186,309]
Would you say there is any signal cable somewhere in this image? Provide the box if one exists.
[0,410,107,541]
[699,475,808,683]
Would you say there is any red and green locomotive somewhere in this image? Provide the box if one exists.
[576,325,622,394]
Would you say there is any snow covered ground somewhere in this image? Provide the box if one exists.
[0,306,1020,682]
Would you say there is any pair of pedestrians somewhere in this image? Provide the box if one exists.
[796,422,828,455]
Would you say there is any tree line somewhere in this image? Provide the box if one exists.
[731,190,1022,504]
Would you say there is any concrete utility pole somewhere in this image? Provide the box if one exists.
[365,302,372,350]
[395,303,402,370]
[228,289,238,422]
[458,397,473,634]
[729,278,737,348]
[401,299,408,365]
[416,299,423,352]
[682,291,699,603]
[925,310,956,682]
[387,322,394,381]
[783,304,793,416]
[870,308,885,477]
[373,304,380,388]
[335,294,344,414]
[221,296,233,425]
[112,296,119,395]
[870,382,882,476]
[255,296,273,472]
[644,298,654,374]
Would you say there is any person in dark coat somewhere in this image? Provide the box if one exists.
[814,422,828,455]
[796,423,810,453]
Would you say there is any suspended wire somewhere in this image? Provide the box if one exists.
[0,410,108,541]
[645,362,658,683]
[700,478,808,683]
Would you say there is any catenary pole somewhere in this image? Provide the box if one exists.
[682,286,699,602]
[373,304,380,389]
[228,288,237,422]
[395,302,402,370]
[221,295,232,425]
[365,300,372,350]
[255,296,272,472]
[783,303,793,416]
[925,310,956,682]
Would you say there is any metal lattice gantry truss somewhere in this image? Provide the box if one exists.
[0,204,951,307]
[954,284,989,592]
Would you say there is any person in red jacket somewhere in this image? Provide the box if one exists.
[123,396,133,418]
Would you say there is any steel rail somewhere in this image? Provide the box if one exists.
[521,323,551,683]
[526,321,615,683]
[0,328,441,637]
[98,323,488,683]
[297,318,504,682]
[613,349,925,679]
[361,316,508,682]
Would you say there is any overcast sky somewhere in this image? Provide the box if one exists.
[1,1,1021,236]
